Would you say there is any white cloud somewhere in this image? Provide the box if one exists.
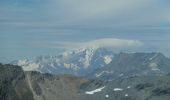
[42,38,143,50]
[83,38,143,48]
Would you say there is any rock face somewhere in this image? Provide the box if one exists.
[25,71,87,100]
[0,64,34,100]
[0,63,88,100]
[1,63,170,100]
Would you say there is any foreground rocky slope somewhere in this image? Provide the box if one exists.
[1,63,170,100]
[0,64,34,100]
[0,64,88,100]
[25,71,87,100]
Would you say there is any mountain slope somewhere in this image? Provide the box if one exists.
[25,71,87,100]
[1,64,170,100]
[92,52,170,80]
[79,75,170,100]
[0,63,87,100]
[0,64,34,100]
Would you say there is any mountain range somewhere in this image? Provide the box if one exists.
[12,47,170,80]
[12,47,114,76]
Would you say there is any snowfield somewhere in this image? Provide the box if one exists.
[85,86,105,95]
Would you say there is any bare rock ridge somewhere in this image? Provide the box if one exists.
[0,64,88,100]
[0,64,34,100]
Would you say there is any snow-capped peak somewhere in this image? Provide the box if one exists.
[13,47,115,76]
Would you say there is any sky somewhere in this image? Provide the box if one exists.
[1,0,170,63]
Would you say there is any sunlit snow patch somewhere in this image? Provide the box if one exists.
[17,60,40,71]
[85,86,105,94]
[104,56,112,64]
[125,93,128,97]
[105,94,109,98]
[149,63,160,71]
[127,86,131,89]
[113,88,123,91]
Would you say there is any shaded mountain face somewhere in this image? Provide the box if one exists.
[0,64,88,100]
[12,47,114,76]
[25,71,87,100]
[92,52,170,80]
[1,64,170,100]
[0,64,34,100]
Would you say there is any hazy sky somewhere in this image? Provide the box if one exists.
[1,0,170,63]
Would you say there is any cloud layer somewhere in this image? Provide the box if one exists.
[42,38,143,50]
[1,0,170,32]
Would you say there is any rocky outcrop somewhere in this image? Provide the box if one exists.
[25,71,87,100]
[0,63,34,100]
